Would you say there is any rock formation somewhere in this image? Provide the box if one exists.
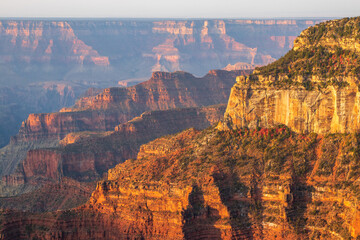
[3,18,359,239]
[0,70,245,178]
[21,104,226,183]
[3,126,360,239]
[0,104,226,211]
[13,70,247,143]
[221,17,360,134]
[0,18,321,147]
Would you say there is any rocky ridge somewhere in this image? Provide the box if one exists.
[221,17,360,134]
[13,70,247,143]
[0,70,247,178]
[3,126,360,239]
[0,104,226,211]
[0,18,321,147]
[2,18,357,239]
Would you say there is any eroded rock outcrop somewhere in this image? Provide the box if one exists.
[221,17,360,134]
[3,126,360,239]
[221,75,360,134]
[2,18,358,240]
[14,70,248,143]
[0,104,226,211]
[19,104,226,184]
[0,18,322,147]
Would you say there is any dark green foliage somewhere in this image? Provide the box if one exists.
[255,46,359,82]
[250,17,360,90]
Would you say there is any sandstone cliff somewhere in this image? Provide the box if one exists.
[3,126,360,239]
[2,18,354,239]
[0,104,226,211]
[14,70,247,143]
[220,17,360,134]
[22,104,226,183]
[0,70,244,177]
[0,18,320,148]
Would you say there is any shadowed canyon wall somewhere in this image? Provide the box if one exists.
[12,70,246,143]
[0,104,226,211]
[3,127,360,239]
[0,70,245,177]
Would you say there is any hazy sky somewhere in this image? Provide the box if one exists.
[1,0,359,18]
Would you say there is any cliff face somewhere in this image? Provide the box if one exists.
[0,21,109,68]
[3,127,360,239]
[13,70,246,143]
[221,17,360,134]
[0,18,320,147]
[17,104,226,183]
[0,104,226,212]
[221,76,360,134]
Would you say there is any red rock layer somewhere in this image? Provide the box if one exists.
[0,104,226,211]
[16,104,226,183]
[14,70,249,142]
[3,127,360,239]
[22,149,62,182]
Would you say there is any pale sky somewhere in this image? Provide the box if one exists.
[0,0,359,18]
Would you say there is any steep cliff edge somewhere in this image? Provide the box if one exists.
[3,126,360,239]
[0,70,246,178]
[3,18,358,239]
[0,18,322,148]
[14,70,248,143]
[220,17,360,134]
[0,104,226,211]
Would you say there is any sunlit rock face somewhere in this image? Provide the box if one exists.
[13,70,249,143]
[13,104,227,184]
[221,76,360,134]
[221,17,360,134]
[0,104,227,212]
[3,126,360,239]
[0,18,320,148]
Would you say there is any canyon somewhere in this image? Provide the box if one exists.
[220,17,360,135]
[0,18,322,147]
[0,103,227,210]
[0,69,247,179]
[14,70,248,143]
[2,127,360,239]
[2,17,358,239]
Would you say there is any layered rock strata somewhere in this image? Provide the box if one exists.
[1,70,244,177]
[3,127,360,239]
[0,18,322,147]
[0,104,226,211]
[220,75,360,134]
[221,17,360,134]
[14,70,247,143]
[2,18,358,240]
